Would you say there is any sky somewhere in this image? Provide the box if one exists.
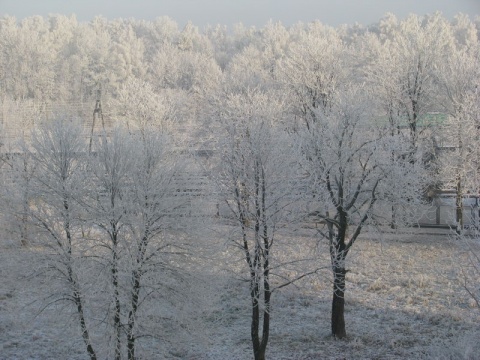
[0,0,479,28]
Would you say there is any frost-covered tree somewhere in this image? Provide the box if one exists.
[132,16,179,61]
[436,43,480,231]
[87,129,133,359]
[225,45,276,93]
[205,23,234,70]
[300,84,425,338]
[7,118,198,359]
[0,16,56,102]
[2,98,46,244]
[278,21,348,130]
[209,88,319,360]
[451,13,478,49]
[18,118,97,359]
[108,19,146,85]
[375,13,453,152]
[114,77,174,132]
[149,42,221,94]
[123,129,189,360]
[87,127,195,359]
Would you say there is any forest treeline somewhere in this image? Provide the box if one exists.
[0,12,478,113]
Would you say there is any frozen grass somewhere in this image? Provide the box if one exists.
[0,227,479,359]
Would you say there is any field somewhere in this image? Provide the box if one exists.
[0,226,478,359]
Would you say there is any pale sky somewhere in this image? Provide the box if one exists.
[0,0,479,28]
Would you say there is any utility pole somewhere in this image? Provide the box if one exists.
[89,85,105,153]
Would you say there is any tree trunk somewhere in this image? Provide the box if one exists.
[73,283,97,360]
[329,207,348,339]
[127,232,149,360]
[253,346,266,360]
[331,265,346,339]
[257,295,269,360]
[250,258,268,360]
[127,273,140,360]
[251,274,262,360]
[112,253,121,360]
[21,157,30,246]
[252,299,267,360]
[390,205,397,229]
[68,261,97,360]
[21,204,28,246]
[111,229,122,360]
[64,197,97,360]
[456,176,463,234]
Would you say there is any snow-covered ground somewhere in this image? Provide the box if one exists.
[0,227,478,359]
